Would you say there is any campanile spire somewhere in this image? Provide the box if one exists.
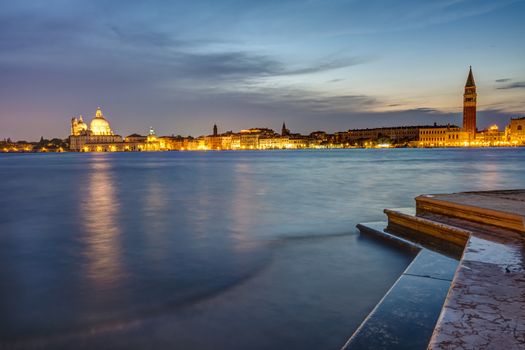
[463,66,477,136]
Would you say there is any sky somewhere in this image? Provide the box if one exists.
[1,0,524,140]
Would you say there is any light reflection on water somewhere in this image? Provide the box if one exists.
[81,157,125,291]
[1,148,525,349]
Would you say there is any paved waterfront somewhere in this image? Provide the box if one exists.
[424,191,525,350]
[365,190,525,350]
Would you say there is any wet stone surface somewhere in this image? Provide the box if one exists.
[429,230,525,350]
[364,190,525,350]
[347,225,459,350]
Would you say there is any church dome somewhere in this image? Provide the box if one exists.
[90,107,113,135]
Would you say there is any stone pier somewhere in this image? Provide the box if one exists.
[347,190,525,350]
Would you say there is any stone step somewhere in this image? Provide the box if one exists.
[416,193,525,234]
[384,208,470,249]
[345,222,458,350]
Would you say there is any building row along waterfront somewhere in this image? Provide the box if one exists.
[68,115,324,152]
[417,67,525,147]
[2,68,524,153]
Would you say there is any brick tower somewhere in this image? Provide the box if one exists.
[463,66,477,136]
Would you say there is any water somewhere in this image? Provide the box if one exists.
[1,148,524,349]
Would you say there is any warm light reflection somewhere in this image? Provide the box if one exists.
[144,180,167,234]
[477,161,500,188]
[81,156,124,288]
[230,163,260,252]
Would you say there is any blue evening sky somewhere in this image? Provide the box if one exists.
[1,0,524,140]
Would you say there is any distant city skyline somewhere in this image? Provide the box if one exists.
[1,0,524,140]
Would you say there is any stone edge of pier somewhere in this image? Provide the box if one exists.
[345,190,525,350]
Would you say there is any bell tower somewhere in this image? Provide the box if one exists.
[463,66,477,136]
[281,122,290,136]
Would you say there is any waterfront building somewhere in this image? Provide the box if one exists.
[309,131,328,142]
[236,128,276,149]
[144,127,160,151]
[476,125,507,146]
[157,136,184,150]
[69,107,123,151]
[258,136,284,149]
[444,129,471,147]
[204,124,224,150]
[509,117,525,145]
[69,108,164,152]
[0,140,34,152]
[123,133,147,151]
[203,132,236,150]
[463,66,477,138]
[239,132,259,149]
[204,135,222,150]
[347,126,422,143]
[186,137,206,150]
[219,134,233,150]
[230,134,241,150]
[418,125,462,147]
[257,135,309,149]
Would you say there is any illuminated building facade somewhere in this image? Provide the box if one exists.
[476,125,507,146]
[69,108,123,151]
[418,125,463,147]
[419,67,510,147]
[57,88,523,152]
[69,108,163,152]
[347,126,422,144]
[71,116,88,135]
[509,117,525,145]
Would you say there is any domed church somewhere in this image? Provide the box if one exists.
[68,107,164,152]
[69,107,123,151]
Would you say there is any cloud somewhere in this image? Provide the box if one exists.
[201,85,379,115]
[497,81,525,90]
[0,8,368,86]
[495,78,511,83]
[279,58,368,76]
[413,107,441,113]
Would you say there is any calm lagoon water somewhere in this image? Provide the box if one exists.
[1,148,525,349]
